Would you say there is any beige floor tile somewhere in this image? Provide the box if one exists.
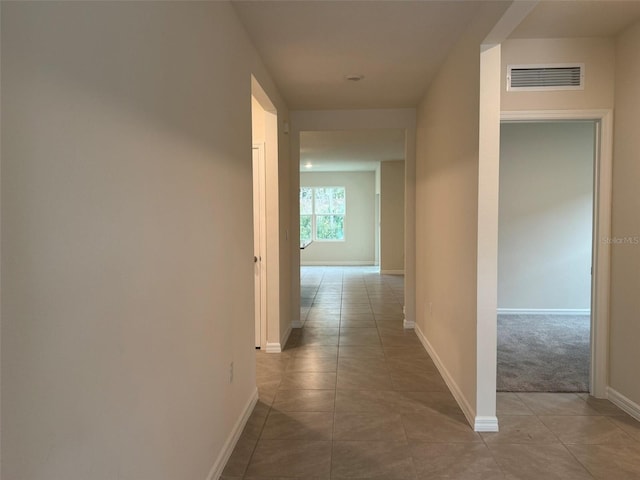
[299,335,339,346]
[291,345,339,359]
[339,332,382,346]
[279,372,337,390]
[338,355,389,372]
[221,432,257,477]
[286,356,337,373]
[390,370,449,392]
[497,393,535,416]
[401,412,481,443]
[517,393,600,416]
[609,414,640,441]
[481,415,560,444]
[567,443,640,479]
[488,443,594,479]
[331,441,416,479]
[410,442,505,479]
[272,389,335,412]
[581,396,628,416]
[245,439,332,478]
[334,412,406,441]
[384,390,463,416]
[335,389,393,413]
[337,369,394,390]
[539,415,636,444]
[337,345,385,358]
[340,318,377,328]
[261,411,334,440]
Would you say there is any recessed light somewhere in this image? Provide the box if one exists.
[345,74,365,82]
[305,162,313,169]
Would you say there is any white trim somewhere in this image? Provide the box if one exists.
[414,324,476,429]
[607,387,640,422]
[300,260,374,266]
[497,308,590,316]
[402,319,415,330]
[500,109,613,399]
[380,269,404,275]
[291,320,303,329]
[206,388,258,480]
[474,416,499,432]
[265,324,291,354]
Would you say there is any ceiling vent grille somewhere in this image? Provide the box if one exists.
[507,64,584,91]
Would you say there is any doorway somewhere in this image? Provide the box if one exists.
[251,76,282,351]
[495,110,613,398]
[497,120,595,392]
[296,129,406,324]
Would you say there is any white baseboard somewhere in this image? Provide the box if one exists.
[497,308,590,316]
[380,269,404,275]
[265,324,292,354]
[474,416,499,432]
[206,388,258,480]
[265,342,282,353]
[414,324,476,429]
[403,319,415,329]
[300,260,375,266]
[607,387,640,422]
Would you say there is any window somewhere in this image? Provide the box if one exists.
[300,186,345,243]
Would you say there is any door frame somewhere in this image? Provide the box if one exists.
[252,143,268,349]
[500,109,613,398]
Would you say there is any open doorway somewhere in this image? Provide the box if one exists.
[297,129,406,325]
[251,77,281,351]
[497,120,595,392]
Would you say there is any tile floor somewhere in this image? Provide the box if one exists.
[222,266,640,480]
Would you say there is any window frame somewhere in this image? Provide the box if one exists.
[300,186,346,243]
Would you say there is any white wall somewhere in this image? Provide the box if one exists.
[300,171,375,265]
[499,122,594,312]
[1,3,289,479]
[415,2,509,426]
[380,160,405,273]
[610,20,640,409]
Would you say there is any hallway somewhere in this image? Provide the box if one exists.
[222,267,640,479]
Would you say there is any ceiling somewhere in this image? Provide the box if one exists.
[510,1,640,39]
[233,0,491,110]
[300,130,405,172]
[236,0,640,172]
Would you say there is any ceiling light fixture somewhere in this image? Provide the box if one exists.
[345,74,365,82]
[304,162,312,169]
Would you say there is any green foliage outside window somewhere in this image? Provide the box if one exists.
[299,186,345,243]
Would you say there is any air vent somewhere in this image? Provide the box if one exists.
[507,64,584,91]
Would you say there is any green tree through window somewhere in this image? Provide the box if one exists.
[300,186,345,243]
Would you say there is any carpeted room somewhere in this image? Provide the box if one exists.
[497,121,595,393]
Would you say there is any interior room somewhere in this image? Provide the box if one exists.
[497,121,595,393]
[3,2,640,479]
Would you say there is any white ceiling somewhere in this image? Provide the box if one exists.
[233,0,490,110]
[300,130,405,172]
[510,1,640,39]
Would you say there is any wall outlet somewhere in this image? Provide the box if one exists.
[229,362,234,384]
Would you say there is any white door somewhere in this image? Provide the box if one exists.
[252,144,267,348]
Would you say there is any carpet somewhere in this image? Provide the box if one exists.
[497,314,590,392]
